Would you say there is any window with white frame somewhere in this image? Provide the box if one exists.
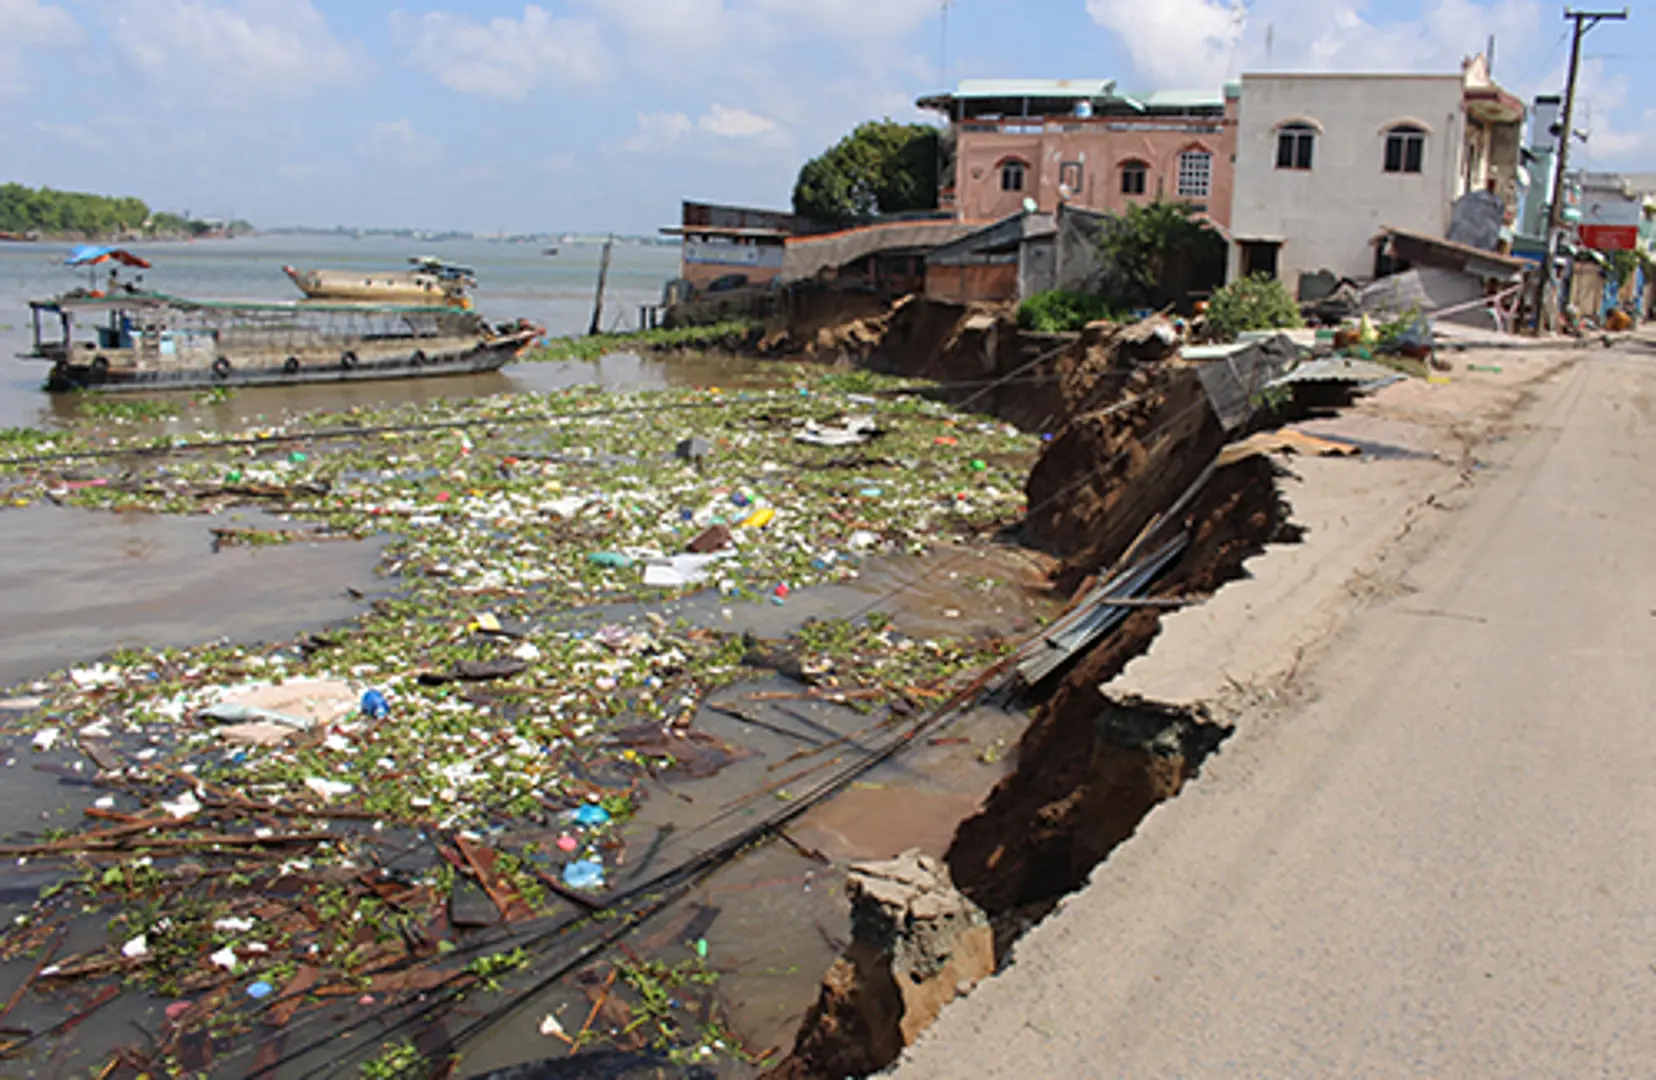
[1177,149,1212,199]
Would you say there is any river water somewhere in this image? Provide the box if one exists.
[0,234,682,429]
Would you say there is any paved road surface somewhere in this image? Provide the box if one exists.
[896,345,1656,1078]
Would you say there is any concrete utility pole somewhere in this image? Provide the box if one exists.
[588,234,614,337]
[1544,7,1628,330]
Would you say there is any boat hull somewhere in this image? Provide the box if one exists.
[44,340,524,394]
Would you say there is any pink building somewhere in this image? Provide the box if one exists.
[917,80,1239,228]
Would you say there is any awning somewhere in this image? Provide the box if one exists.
[64,245,151,269]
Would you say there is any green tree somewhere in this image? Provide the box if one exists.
[1204,274,1304,341]
[793,120,940,224]
[0,183,151,236]
[1096,199,1227,309]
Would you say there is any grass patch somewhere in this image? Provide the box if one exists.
[527,321,760,363]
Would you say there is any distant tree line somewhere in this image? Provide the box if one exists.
[0,183,250,239]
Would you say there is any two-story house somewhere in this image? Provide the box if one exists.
[1228,56,1524,294]
[917,79,1238,228]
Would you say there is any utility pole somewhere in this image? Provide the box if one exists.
[1543,7,1628,331]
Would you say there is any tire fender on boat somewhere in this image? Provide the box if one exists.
[408,349,427,367]
[283,356,301,374]
[91,356,110,379]
[212,357,232,379]
[340,350,359,370]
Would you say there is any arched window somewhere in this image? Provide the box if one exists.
[1177,148,1213,199]
[1384,124,1426,174]
[1276,122,1316,170]
[999,158,1028,192]
[1120,159,1148,196]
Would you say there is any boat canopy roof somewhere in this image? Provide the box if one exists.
[31,290,463,316]
[65,245,152,268]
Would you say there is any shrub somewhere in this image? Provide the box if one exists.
[1204,274,1304,341]
[1016,290,1121,333]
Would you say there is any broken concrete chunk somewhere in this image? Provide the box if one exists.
[764,849,993,1079]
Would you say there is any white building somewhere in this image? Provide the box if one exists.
[1228,58,1524,294]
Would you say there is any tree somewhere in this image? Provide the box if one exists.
[1096,199,1227,310]
[793,120,940,224]
[1204,274,1304,341]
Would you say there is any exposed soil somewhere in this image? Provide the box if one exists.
[947,455,1294,929]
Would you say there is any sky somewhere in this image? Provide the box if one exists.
[1,0,1651,234]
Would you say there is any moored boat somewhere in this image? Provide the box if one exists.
[282,257,476,308]
[23,290,542,393]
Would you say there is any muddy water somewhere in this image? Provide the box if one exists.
[0,504,385,690]
[454,547,1056,1076]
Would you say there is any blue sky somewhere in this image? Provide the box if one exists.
[2,0,1650,234]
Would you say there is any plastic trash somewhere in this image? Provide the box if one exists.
[122,934,149,959]
[540,1013,566,1037]
[969,459,987,472]
[246,981,273,1000]
[730,492,751,509]
[572,803,611,827]
[774,583,791,599]
[739,507,776,529]
[695,937,708,959]
[562,859,605,890]
[360,689,389,719]
[556,833,578,853]
[588,552,633,569]
[164,1001,192,1022]
[858,487,883,498]
[675,436,712,462]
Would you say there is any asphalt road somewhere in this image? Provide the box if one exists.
[895,344,1656,1078]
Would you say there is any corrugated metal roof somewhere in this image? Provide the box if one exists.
[1010,537,1189,687]
[1136,89,1226,109]
[1270,358,1404,388]
[952,78,1116,100]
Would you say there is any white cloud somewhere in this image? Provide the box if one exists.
[361,119,440,166]
[615,105,784,154]
[391,4,606,100]
[106,0,359,104]
[1086,0,1244,87]
[0,0,81,98]
[1572,62,1646,164]
[699,104,778,138]
[1087,0,1544,86]
[1,0,77,42]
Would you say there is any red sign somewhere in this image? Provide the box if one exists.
[1580,224,1638,252]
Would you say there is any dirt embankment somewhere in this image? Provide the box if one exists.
[948,454,1296,930]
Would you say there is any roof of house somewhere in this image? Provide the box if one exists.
[782,220,987,281]
[919,79,1226,112]
[949,78,1117,100]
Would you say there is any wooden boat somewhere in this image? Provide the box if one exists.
[23,289,542,393]
[282,257,476,309]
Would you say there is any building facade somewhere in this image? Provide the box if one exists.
[917,80,1238,228]
[662,201,798,291]
[1228,58,1524,293]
